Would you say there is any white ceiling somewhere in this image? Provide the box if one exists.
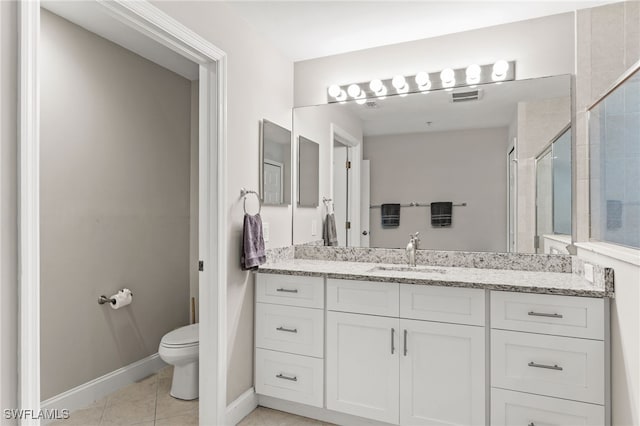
[334,75,570,136]
[226,0,617,61]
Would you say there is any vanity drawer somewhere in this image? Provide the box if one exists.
[255,348,323,408]
[327,278,399,316]
[256,273,324,309]
[400,284,485,326]
[491,329,605,404]
[491,388,605,426]
[491,291,604,340]
[255,303,324,358]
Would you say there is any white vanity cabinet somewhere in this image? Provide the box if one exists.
[254,272,610,426]
[326,311,400,424]
[254,274,325,408]
[325,280,486,426]
[490,291,608,426]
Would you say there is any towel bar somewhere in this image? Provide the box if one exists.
[370,202,467,208]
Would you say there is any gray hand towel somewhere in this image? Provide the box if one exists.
[323,213,338,246]
[241,213,266,270]
[431,202,453,227]
[381,203,401,227]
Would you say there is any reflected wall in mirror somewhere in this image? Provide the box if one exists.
[298,136,320,207]
[293,75,572,253]
[260,119,291,206]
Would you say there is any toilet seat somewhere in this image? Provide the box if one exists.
[161,323,199,348]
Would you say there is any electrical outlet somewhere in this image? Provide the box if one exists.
[263,222,270,242]
[311,220,318,236]
[584,263,594,282]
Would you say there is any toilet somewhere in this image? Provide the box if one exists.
[158,323,199,400]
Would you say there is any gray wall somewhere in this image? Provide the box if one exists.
[40,10,192,399]
[365,128,508,252]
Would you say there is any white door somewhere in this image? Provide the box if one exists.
[360,159,370,247]
[333,145,349,246]
[400,319,485,426]
[326,312,400,424]
[264,160,283,205]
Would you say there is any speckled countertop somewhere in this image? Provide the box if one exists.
[258,258,613,298]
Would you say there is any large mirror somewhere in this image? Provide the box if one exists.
[261,119,292,205]
[293,75,572,253]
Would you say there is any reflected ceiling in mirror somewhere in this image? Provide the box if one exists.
[292,75,572,254]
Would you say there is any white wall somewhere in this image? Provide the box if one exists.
[150,1,294,404]
[292,104,363,245]
[0,1,18,421]
[294,13,575,107]
[574,2,640,425]
[365,128,508,252]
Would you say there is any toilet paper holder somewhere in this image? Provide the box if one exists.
[97,290,133,305]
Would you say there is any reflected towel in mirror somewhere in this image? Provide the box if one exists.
[323,213,338,246]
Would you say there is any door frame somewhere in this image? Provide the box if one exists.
[329,123,361,247]
[18,1,228,424]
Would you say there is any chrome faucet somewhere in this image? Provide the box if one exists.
[406,232,420,267]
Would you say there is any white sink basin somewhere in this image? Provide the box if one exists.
[370,265,447,274]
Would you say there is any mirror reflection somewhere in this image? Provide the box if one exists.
[293,75,572,253]
[261,119,291,206]
[298,136,320,207]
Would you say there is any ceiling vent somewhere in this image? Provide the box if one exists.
[364,100,379,109]
[451,88,482,103]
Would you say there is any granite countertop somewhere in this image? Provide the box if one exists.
[258,258,613,298]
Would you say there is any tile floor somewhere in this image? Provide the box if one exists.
[53,366,197,426]
[54,367,330,426]
[237,407,333,426]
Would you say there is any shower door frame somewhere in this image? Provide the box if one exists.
[18,1,228,425]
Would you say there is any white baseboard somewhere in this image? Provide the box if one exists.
[226,387,258,425]
[41,353,167,414]
[258,395,393,426]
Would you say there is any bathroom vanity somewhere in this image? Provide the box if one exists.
[253,250,613,426]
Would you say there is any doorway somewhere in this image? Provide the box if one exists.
[18,1,228,424]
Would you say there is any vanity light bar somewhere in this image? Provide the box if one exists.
[327,61,516,103]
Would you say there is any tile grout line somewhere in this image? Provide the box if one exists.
[153,372,160,425]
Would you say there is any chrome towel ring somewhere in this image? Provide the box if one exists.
[240,188,262,215]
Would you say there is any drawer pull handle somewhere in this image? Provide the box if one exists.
[276,373,297,382]
[391,328,395,354]
[276,326,298,333]
[528,361,563,371]
[528,311,563,319]
[404,329,408,356]
[276,288,298,293]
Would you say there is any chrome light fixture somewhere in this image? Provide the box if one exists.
[326,60,515,103]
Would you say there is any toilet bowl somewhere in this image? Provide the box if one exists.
[158,323,199,400]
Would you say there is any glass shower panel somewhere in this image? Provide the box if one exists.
[552,128,572,235]
[536,150,553,253]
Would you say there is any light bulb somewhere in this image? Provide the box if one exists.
[440,68,455,88]
[369,79,383,93]
[492,60,509,81]
[415,71,431,91]
[356,98,367,105]
[335,89,347,102]
[392,75,407,90]
[328,84,342,98]
[466,64,481,85]
[347,84,362,98]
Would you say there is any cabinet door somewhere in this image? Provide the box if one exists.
[326,312,400,424]
[400,319,485,426]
